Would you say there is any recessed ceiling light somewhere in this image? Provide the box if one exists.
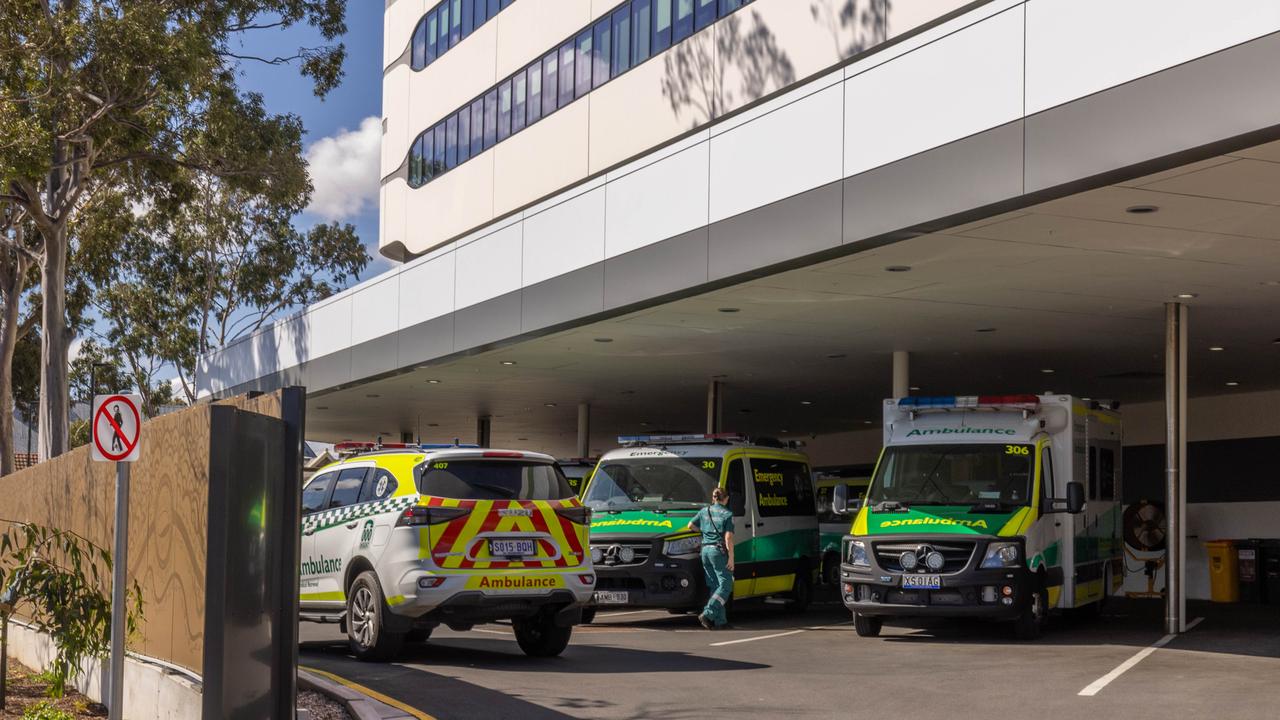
[1209,346,1225,352]
[427,379,441,384]
[1174,292,1198,300]
[1126,205,1159,214]
[976,327,998,333]
[594,337,613,343]
[500,360,517,366]
[827,353,847,359]
[864,420,873,425]
[544,403,557,408]
[909,386,921,391]
[1226,381,1240,387]
[780,429,790,433]
[884,265,912,273]
[717,307,740,313]
[639,421,650,426]
[1041,368,1055,374]
[800,401,813,406]
[366,394,381,399]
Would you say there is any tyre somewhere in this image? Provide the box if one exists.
[405,627,433,643]
[822,553,840,586]
[1014,583,1048,641]
[347,571,404,662]
[513,612,574,657]
[786,568,813,613]
[853,612,882,637]
[580,608,597,625]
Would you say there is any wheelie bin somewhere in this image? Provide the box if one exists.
[1205,540,1239,603]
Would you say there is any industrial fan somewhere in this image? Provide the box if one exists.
[1123,500,1167,599]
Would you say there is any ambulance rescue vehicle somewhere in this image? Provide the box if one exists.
[835,395,1123,639]
[299,443,595,660]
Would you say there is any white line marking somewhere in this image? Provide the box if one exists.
[472,628,513,636]
[710,629,807,647]
[596,609,663,617]
[1078,617,1204,697]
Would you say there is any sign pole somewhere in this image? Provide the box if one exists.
[107,461,130,720]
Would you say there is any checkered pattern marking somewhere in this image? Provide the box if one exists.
[303,495,417,535]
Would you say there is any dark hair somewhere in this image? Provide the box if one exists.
[711,487,728,503]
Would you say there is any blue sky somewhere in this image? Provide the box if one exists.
[232,2,392,279]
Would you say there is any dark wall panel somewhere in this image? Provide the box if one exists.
[1124,436,1280,504]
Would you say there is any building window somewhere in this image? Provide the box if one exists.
[450,0,462,45]
[593,18,612,89]
[512,70,527,134]
[527,60,543,125]
[497,79,513,141]
[575,31,593,99]
[457,108,471,163]
[433,124,446,176]
[633,0,652,65]
[653,0,673,54]
[470,98,484,156]
[445,114,458,169]
[411,19,427,70]
[483,89,498,149]
[426,10,438,64]
[542,52,558,118]
[558,42,575,107]
[673,0,693,43]
[437,3,451,52]
[406,0,517,71]
[612,7,632,76]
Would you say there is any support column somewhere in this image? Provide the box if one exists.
[892,351,911,399]
[476,416,491,448]
[706,380,723,434]
[1164,303,1187,634]
[576,403,591,458]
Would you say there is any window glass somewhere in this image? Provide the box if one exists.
[445,114,458,169]
[1099,448,1115,501]
[512,70,527,134]
[868,444,1034,508]
[450,0,462,45]
[726,459,746,517]
[633,0,652,65]
[1041,447,1055,511]
[488,0,499,19]
[329,467,369,509]
[417,460,574,500]
[433,124,446,175]
[497,79,512,141]
[412,20,427,70]
[559,42,575,106]
[575,31,593,98]
[461,0,473,36]
[527,61,543,124]
[470,98,485,155]
[501,0,513,7]
[653,0,672,53]
[483,89,497,148]
[457,108,471,163]
[437,3,450,51]
[360,468,399,503]
[673,0,693,42]
[542,53,558,116]
[473,0,487,26]
[719,0,743,14]
[696,0,716,30]
[426,10,438,64]
[613,7,632,76]
[408,134,422,186]
[420,133,434,181]
[583,457,721,511]
[751,459,814,517]
[1088,447,1098,500]
[302,473,335,515]
[593,18,611,88]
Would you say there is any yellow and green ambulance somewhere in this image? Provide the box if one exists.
[835,395,1123,639]
[815,472,871,584]
[580,435,819,621]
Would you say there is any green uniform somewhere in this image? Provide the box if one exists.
[691,504,735,627]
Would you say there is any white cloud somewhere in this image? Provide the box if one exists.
[304,116,382,223]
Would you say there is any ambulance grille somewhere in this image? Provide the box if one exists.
[873,541,975,573]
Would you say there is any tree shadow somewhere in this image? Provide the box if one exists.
[810,0,891,60]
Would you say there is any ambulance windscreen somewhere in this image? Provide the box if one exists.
[867,444,1034,509]
[583,457,720,511]
[416,460,575,500]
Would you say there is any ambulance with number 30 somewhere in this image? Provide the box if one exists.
[835,395,1123,639]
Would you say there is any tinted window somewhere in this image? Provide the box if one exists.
[461,0,473,35]
[1099,448,1115,501]
[426,11,438,63]
[417,460,575,500]
[408,135,423,186]
[433,124,446,175]
[488,0,499,17]
[329,467,369,509]
[869,444,1034,507]
[653,0,673,53]
[584,456,721,510]
[751,459,814,517]
[633,0,652,64]
[527,61,543,124]
[450,0,462,45]
[497,79,512,141]
[673,0,693,42]
[412,20,427,70]
[303,473,335,514]
[470,98,484,155]
[445,114,458,169]
[558,42,575,106]
[613,8,632,76]
[725,459,746,517]
[512,70,527,134]
[457,108,471,163]
[437,3,450,51]
[575,31,592,98]
[360,468,399,503]
[1088,446,1098,500]
[593,19,611,88]
[696,0,716,30]
[473,0,487,26]
[483,89,498,148]
[542,53,558,116]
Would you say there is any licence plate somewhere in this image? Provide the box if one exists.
[902,574,941,590]
[593,591,629,605]
[490,539,536,557]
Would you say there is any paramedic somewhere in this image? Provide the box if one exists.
[688,487,735,630]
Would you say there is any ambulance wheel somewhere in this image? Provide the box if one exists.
[580,608,597,625]
[853,612,882,637]
[514,611,573,657]
[347,571,404,662]
[1014,583,1048,641]
[786,568,813,613]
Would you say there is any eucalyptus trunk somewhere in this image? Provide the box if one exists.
[0,255,25,475]
[37,224,69,460]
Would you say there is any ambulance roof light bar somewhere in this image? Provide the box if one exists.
[898,395,1041,419]
[334,440,480,456]
[618,433,747,446]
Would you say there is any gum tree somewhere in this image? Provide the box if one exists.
[0,0,350,458]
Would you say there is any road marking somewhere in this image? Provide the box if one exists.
[597,609,663,617]
[1078,617,1204,697]
[708,621,852,647]
[302,666,438,720]
[472,627,513,635]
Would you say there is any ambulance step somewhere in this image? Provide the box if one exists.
[300,611,346,624]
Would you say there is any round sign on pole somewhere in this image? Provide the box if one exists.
[92,394,143,463]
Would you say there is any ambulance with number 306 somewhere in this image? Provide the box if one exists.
[835,395,1123,639]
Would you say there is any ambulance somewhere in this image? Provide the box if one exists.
[834,395,1123,639]
[579,434,818,622]
[815,471,871,584]
[298,443,595,660]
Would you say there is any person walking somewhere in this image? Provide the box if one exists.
[688,487,735,630]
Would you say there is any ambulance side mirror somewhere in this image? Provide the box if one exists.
[1066,482,1085,515]
[832,485,849,516]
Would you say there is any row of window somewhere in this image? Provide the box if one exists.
[303,466,400,514]
[406,0,756,188]
[410,0,518,72]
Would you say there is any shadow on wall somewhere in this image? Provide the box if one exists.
[660,11,796,126]
[811,0,891,59]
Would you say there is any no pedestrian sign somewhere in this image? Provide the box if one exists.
[92,394,143,463]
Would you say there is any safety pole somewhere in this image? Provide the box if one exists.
[892,351,910,399]
[108,462,130,719]
[1164,303,1187,634]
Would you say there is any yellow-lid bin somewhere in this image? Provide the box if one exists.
[1206,540,1240,603]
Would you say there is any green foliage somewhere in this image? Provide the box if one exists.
[0,523,143,699]
[21,701,75,720]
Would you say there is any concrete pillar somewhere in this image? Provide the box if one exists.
[577,403,591,458]
[892,351,910,399]
[476,416,492,448]
[1164,302,1188,634]
[706,380,723,434]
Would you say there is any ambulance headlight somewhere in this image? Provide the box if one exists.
[590,546,604,564]
[663,535,702,558]
[847,540,870,567]
[900,551,919,571]
[618,546,636,564]
[981,542,1021,569]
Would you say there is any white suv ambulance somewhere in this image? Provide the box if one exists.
[835,395,1122,639]
[299,444,595,659]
